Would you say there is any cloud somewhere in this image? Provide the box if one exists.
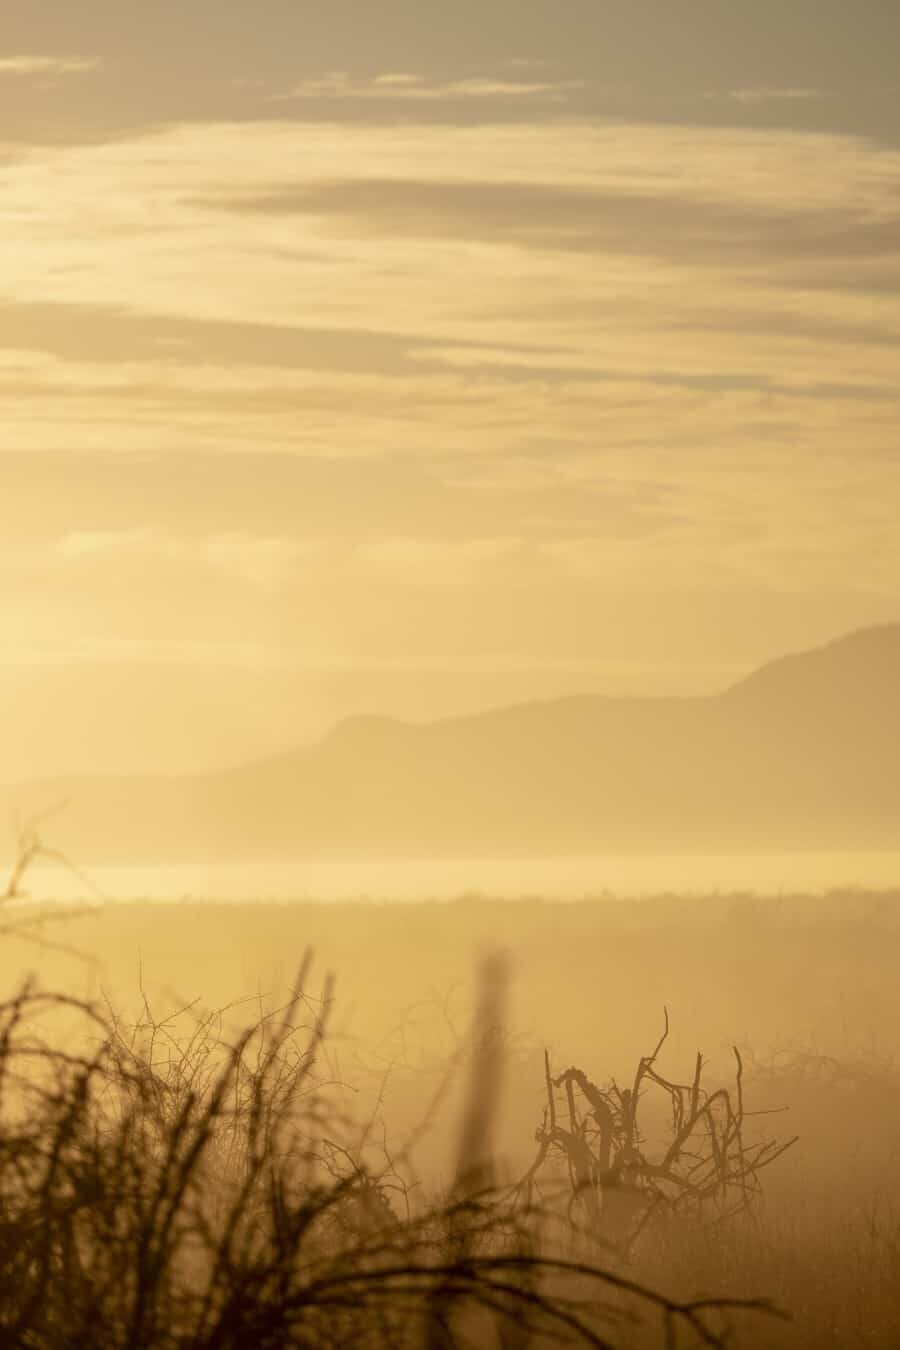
[0,301,561,378]
[57,527,154,560]
[56,527,311,586]
[0,54,100,77]
[1,116,898,570]
[52,524,541,591]
[270,70,580,103]
[212,175,900,271]
[722,87,829,105]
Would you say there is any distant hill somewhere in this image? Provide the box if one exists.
[2,625,899,863]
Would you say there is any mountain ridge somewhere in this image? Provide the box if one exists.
[2,624,898,863]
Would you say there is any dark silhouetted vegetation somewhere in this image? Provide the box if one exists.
[517,1012,797,1256]
[0,962,782,1349]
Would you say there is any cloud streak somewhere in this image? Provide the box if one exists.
[707,87,829,106]
[270,70,581,103]
[0,54,100,77]
[212,176,900,271]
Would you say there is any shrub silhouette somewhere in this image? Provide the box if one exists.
[518,1011,797,1256]
[0,960,784,1349]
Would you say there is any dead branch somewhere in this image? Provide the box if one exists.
[519,1014,797,1254]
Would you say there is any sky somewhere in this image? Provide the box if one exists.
[2,1,899,779]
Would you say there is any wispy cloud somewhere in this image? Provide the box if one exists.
[57,527,311,586]
[709,87,828,105]
[270,70,580,103]
[213,175,900,273]
[0,54,100,78]
[2,114,898,608]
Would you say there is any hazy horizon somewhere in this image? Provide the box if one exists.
[2,620,897,785]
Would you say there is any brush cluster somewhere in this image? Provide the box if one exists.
[0,960,776,1349]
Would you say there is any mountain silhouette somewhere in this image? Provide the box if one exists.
[3,625,899,863]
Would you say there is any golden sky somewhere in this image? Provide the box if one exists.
[2,2,899,778]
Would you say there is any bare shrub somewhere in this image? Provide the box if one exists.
[0,965,787,1349]
[517,1011,798,1256]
